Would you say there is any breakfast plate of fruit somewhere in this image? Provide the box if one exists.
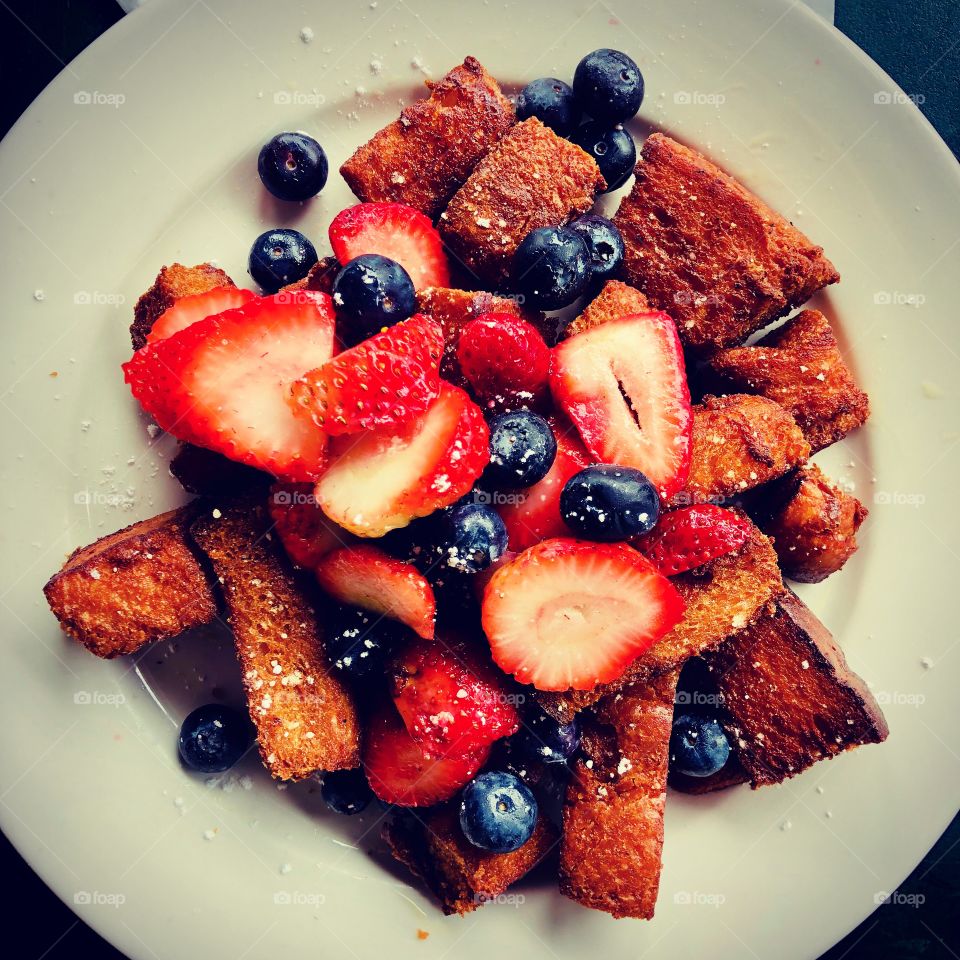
[1,1,958,958]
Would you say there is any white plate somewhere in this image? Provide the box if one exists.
[1,1,958,957]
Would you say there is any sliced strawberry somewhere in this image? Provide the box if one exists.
[456,313,551,401]
[123,291,335,481]
[496,420,590,551]
[363,706,489,806]
[390,638,520,759]
[314,383,489,538]
[550,312,692,500]
[314,545,436,639]
[145,286,256,344]
[481,537,685,691]
[329,202,450,289]
[290,314,443,436]
[635,504,752,576]
[268,481,348,569]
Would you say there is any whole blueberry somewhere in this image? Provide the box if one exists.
[516,78,580,137]
[512,226,592,311]
[572,122,636,192]
[442,502,508,573]
[560,464,660,541]
[572,48,644,124]
[178,704,250,773]
[459,771,539,853]
[257,132,328,201]
[249,228,317,293]
[325,605,410,679]
[515,708,580,765]
[669,712,731,778]
[486,411,557,489]
[320,768,373,815]
[567,215,625,281]
[332,254,417,344]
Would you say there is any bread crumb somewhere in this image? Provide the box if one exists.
[417,929,429,940]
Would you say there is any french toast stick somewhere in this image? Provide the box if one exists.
[562,279,650,339]
[190,500,360,779]
[43,505,218,658]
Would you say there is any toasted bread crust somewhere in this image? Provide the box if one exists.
[671,393,810,507]
[281,256,340,295]
[759,464,868,583]
[439,117,606,286]
[708,309,869,451]
[612,134,839,354]
[340,57,515,219]
[43,506,218,658]
[384,804,558,915]
[560,670,678,919]
[562,279,650,339]
[131,262,234,349]
[710,589,888,786]
[190,500,360,779]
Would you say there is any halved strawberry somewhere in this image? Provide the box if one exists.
[290,314,443,436]
[123,291,335,481]
[481,537,685,691]
[550,312,692,500]
[456,313,551,401]
[314,545,436,639]
[145,286,256,344]
[329,202,450,289]
[363,706,489,806]
[314,383,489,538]
[635,504,752,576]
[268,481,349,570]
[390,638,520,759]
[496,419,590,551]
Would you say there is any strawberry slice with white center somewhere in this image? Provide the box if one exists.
[268,481,349,569]
[314,545,436,639]
[363,706,490,807]
[314,383,489,538]
[145,286,256,344]
[329,202,450,289]
[550,312,692,500]
[123,291,335,482]
[481,537,686,691]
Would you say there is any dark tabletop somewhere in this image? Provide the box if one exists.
[0,0,957,957]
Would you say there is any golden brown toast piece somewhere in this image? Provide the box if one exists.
[536,520,782,723]
[560,670,679,919]
[439,117,606,286]
[190,500,360,779]
[43,505,218,658]
[281,256,339,295]
[340,57,515,219]
[612,134,839,355]
[131,262,234,349]
[709,589,888,786]
[708,309,870,451]
[758,464,868,583]
[384,803,558,915]
[671,393,810,507]
[562,279,650,339]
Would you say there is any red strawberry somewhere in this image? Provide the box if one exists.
[496,419,590,550]
[123,291,335,481]
[314,383,489,538]
[329,202,450,289]
[481,537,685,691]
[268,481,349,570]
[390,638,520,759]
[290,314,443,436]
[550,312,692,500]
[635,505,753,576]
[363,706,489,806]
[314,545,436,639]
[145,286,255,344]
[456,313,551,401]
